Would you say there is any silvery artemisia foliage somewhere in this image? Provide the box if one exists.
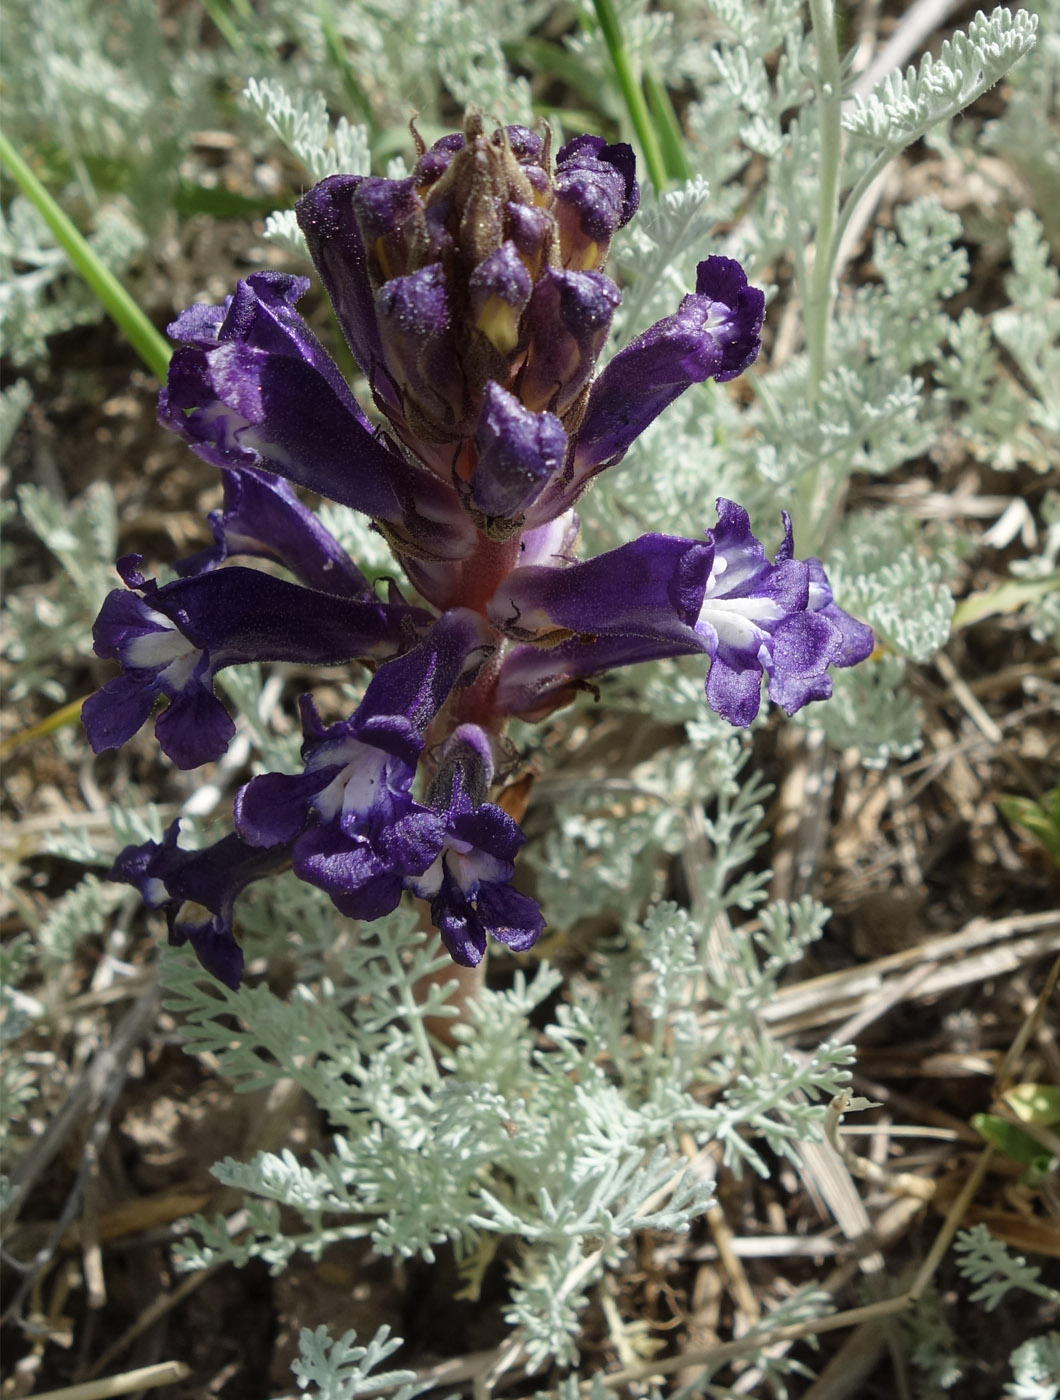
[167,881,852,1369]
[83,113,875,986]
[587,4,1047,765]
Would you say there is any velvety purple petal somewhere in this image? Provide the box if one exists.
[556,136,638,223]
[433,879,488,966]
[226,273,349,395]
[295,176,399,417]
[709,498,769,576]
[554,135,638,269]
[154,683,236,768]
[356,607,494,732]
[293,824,405,921]
[694,256,766,382]
[166,300,230,345]
[451,800,523,864]
[91,587,168,661]
[107,830,177,907]
[760,558,809,613]
[806,560,875,666]
[488,533,713,641]
[469,383,566,520]
[506,124,545,163]
[167,914,245,991]
[765,612,841,715]
[175,467,372,599]
[82,674,160,754]
[235,766,343,847]
[475,880,545,952]
[166,830,292,913]
[705,655,765,726]
[427,867,543,966]
[516,269,621,418]
[377,807,447,876]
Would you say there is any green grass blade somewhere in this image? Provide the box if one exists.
[317,0,377,131]
[643,68,693,183]
[0,129,171,381]
[589,0,668,190]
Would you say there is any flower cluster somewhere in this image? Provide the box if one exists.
[85,114,872,986]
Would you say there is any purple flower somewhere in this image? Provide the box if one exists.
[553,134,639,271]
[467,383,567,526]
[175,466,373,599]
[159,270,474,562]
[406,725,544,966]
[234,609,492,919]
[109,822,291,988]
[552,258,766,508]
[83,556,432,769]
[492,501,873,726]
[515,269,622,422]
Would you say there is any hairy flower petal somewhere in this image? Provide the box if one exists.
[83,563,431,767]
[109,822,291,988]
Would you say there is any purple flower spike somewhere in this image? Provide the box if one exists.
[89,115,879,984]
[235,608,494,920]
[175,467,372,599]
[407,725,544,966]
[570,256,765,482]
[469,383,567,523]
[554,135,639,270]
[83,561,433,768]
[109,822,292,989]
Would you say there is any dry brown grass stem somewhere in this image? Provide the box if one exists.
[755,910,1060,1035]
[30,1362,190,1400]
